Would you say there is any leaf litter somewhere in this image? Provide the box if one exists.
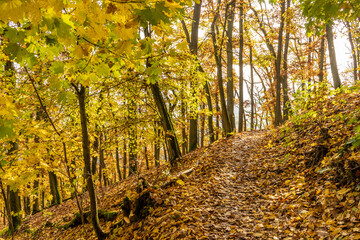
[3,91,360,239]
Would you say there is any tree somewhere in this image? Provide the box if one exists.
[326,23,342,89]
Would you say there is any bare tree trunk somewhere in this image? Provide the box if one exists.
[274,0,286,126]
[215,92,220,140]
[200,103,205,147]
[238,1,245,132]
[326,23,342,89]
[211,0,232,136]
[150,83,181,165]
[188,1,202,151]
[226,0,236,132]
[204,81,215,143]
[49,171,61,205]
[318,34,326,82]
[128,99,137,175]
[346,21,358,83]
[123,137,127,179]
[115,139,122,182]
[250,46,255,130]
[154,122,160,166]
[76,85,107,239]
[282,0,291,121]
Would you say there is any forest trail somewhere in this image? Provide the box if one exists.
[113,130,294,239]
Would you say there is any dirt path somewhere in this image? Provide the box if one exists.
[123,130,292,239]
[187,130,286,239]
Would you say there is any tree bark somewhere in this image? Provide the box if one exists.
[77,85,107,239]
[238,1,244,132]
[226,0,236,132]
[326,23,342,89]
[49,171,61,205]
[346,21,358,83]
[123,137,127,179]
[211,0,232,136]
[150,83,181,165]
[282,0,291,121]
[250,46,255,130]
[188,1,202,151]
[154,122,160,166]
[318,34,326,82]
[274,0,286,126]
[115,140,122,182]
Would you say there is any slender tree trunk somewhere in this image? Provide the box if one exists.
[123,137,127,179]
[326,23,342,89]
[250,46,255,130]
[76,85,107,239]
[346,21,358,83]
[308,37,313,87]
[215,92,220,140]
[188,1,202,151]
[226,0,235,132]
[282,0,291,121]
[274,0,286,126]
[145,28,181,165]
[238,1,244,132]
[200,103,205,147]
[154,122,160,166]
[211,2,232,136]
[203,81,215,143]
[128,99,137,175]
[180,98,188,154]
[318,34,326,82]
[115,140,122,182]
[150,83,181,165]
[92,134,98,176]
[145,146,149,170]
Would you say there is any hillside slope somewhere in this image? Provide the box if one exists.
[3,90,360,239]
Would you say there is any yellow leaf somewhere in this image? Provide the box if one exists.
[176,179,185,185]
[338,188,351,195]
[124,216,130,224]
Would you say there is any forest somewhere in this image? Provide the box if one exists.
[0,0,360,239]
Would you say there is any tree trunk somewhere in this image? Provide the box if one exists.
[211,1,232,136]
[346,21,358,83]
[150,83,181,165]
[215,92,220,140]
[274,0,286,126]
[282,0,291,121]
[9,187,21,231]
[180,98,188,154]
[154,122,160,166]
[318,34,326,82]
[250,46,255,130]
[145,146,149,170]
[200,103,205,147]
[326,23,342,89]
[188,1,202,151]
[226,0,236,132]
[92,134,98,176]
[115,140,122,182]
[238,1,244,132]
[49,171,61,205]
[77,85,107,239]
[123,137,127,179]
[128,99,138,175]
[203,79,215,144]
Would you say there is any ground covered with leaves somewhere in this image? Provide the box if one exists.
[2,90,360,239]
